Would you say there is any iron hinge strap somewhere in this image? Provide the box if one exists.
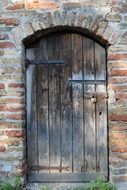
[25,59,67,67]
[68,79,106,84]
[30,166,69,171]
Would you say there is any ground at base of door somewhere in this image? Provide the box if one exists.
[25,182,127,190]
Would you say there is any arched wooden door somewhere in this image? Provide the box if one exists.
[26,33,108,182]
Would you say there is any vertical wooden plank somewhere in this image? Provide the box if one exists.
[36,38,49,173]
[96,92,108,175]
[95,43,106,81]
[72,34,83,80]
[26,48,38,170]
[95,43,108,175]
[60,34,72,173]
[84,84,96,172]
[83,38,95,80]
[83,38,96,172]
[48,34,61,173]
[72,34,84,172]
[95,42,106,93]
[72,83,84,172]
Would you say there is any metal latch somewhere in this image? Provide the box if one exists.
[91,94,97,103]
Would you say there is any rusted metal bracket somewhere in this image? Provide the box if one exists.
[25,59,67,67]
[68,79,106,84]
[30,165,69,171]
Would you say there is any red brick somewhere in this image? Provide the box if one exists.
[5,98,24,104]
[110,69,127,76]
[0,105,6,111]
[5,130,24,138]
[109,114,127,122]
[109,84,127,91]
[6,3,25,10]
[0,146,5,152]
[0,84,5,89]
[6,106,24,112]
[0,42,14,49]
[0,18,19,26]
[7,114,25,120]
[8,83,24,88]
[115,93,127,100]
[0,122,23,129]
[108,53,127,60]
[111,147,127,153]
[110,139,127,147]
[25,1,58,10]
[110,124,127,131]
[0,50,4,56]
[110,132,127,139]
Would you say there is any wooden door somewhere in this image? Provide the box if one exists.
[26,33,108,182]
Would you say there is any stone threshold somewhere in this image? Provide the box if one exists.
[25,183,89,190]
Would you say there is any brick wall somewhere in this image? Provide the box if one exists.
[0,0,127,188]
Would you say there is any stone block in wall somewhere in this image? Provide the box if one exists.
[63,2,81,10]
[106,14,122,22]
[25,1,59,10]
[6,2,25,10]
[0,18,19,26]
[0,42,15,49]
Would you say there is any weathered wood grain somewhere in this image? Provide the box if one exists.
[48,34,61,173]
[26,48,38,171]
[84,84,96,172]
[96,90,108,174]
[72,34,84,172]
[95,43,108,174]
[26,33,108,182]
[95,43,106,80]
[83,37,95,80]
[60,34,72,173]
[72,34,83,80]
[36,38,49,173]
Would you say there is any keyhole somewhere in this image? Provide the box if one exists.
[99,112,102,116]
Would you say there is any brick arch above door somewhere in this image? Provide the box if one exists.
[10,10,120,48]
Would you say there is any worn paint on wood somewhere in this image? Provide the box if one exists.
[37,38,49,173]
[60,34,72,173]
[71,34,84,172]
[48,34,61,173]
[26,33,108,182]
[26,48,38,170]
